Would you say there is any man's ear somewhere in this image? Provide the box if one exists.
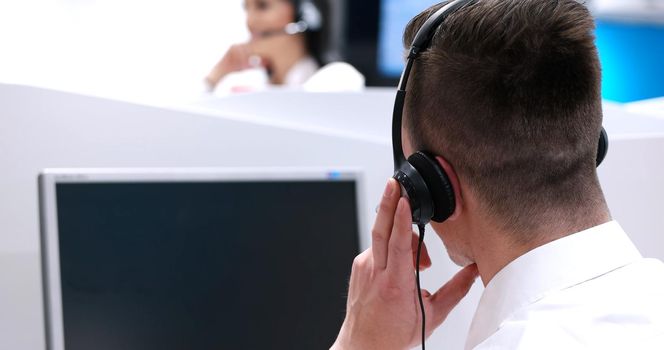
[436,156,463,220]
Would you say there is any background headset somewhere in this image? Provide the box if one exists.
[285,0,323,35]
[257,0,323,37]
[392,0,610,227]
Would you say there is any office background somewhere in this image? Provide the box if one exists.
[1,1,663,349]
[2,0,663,101]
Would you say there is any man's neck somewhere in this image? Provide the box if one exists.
[472,210,612,286]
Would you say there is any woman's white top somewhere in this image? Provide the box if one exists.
[210,56,365,95]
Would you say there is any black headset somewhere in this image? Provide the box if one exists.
[392,0,610,226]
[258,0,322,37]
[286,0,323,35]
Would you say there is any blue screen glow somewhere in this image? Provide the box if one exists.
[378,1,664,102]
[378,0,440,77]
[595,19,664,102]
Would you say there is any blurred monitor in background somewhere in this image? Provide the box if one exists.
[592,0,664,102]
[344,0,664,103]
[205,0,364,94]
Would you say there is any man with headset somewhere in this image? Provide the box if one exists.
[331,0,664,349]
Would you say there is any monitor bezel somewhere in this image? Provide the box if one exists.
[39,167,366,350]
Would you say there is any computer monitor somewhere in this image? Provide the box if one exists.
[343,0,441,86]
[39,168,363,350]
[377,0,439,78]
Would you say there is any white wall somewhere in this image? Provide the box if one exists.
[0,0,247,101]
[2,84,664,350]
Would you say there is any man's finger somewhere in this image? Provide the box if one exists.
[412,231,431,270]
[371,179,400,270]
[386,198,415,277]
[427,264,479,327]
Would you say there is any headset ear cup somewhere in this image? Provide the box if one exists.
[297,1,323,31]
[407,152,456,222]
[596,127,609,167]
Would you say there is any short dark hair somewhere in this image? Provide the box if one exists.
[403,0,606,238]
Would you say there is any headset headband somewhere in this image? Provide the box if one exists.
[392,0,473,171]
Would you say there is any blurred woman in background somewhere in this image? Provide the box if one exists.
[205,0,363,92]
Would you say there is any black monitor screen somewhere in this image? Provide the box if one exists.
[55,180,359,350]
[344,0,439,86]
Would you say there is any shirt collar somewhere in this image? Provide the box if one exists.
[465,221,643,349]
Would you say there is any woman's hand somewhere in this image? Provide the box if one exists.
[205,43,259,90]
[204,34,293,90]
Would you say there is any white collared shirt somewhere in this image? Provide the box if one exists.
[467,221,664,349]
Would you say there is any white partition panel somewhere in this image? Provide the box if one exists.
[0,84,390,350]
[1,83,664,350]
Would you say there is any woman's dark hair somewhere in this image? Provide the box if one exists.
[290,0,330,66]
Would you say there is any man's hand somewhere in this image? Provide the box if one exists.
[331,179,478,350]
